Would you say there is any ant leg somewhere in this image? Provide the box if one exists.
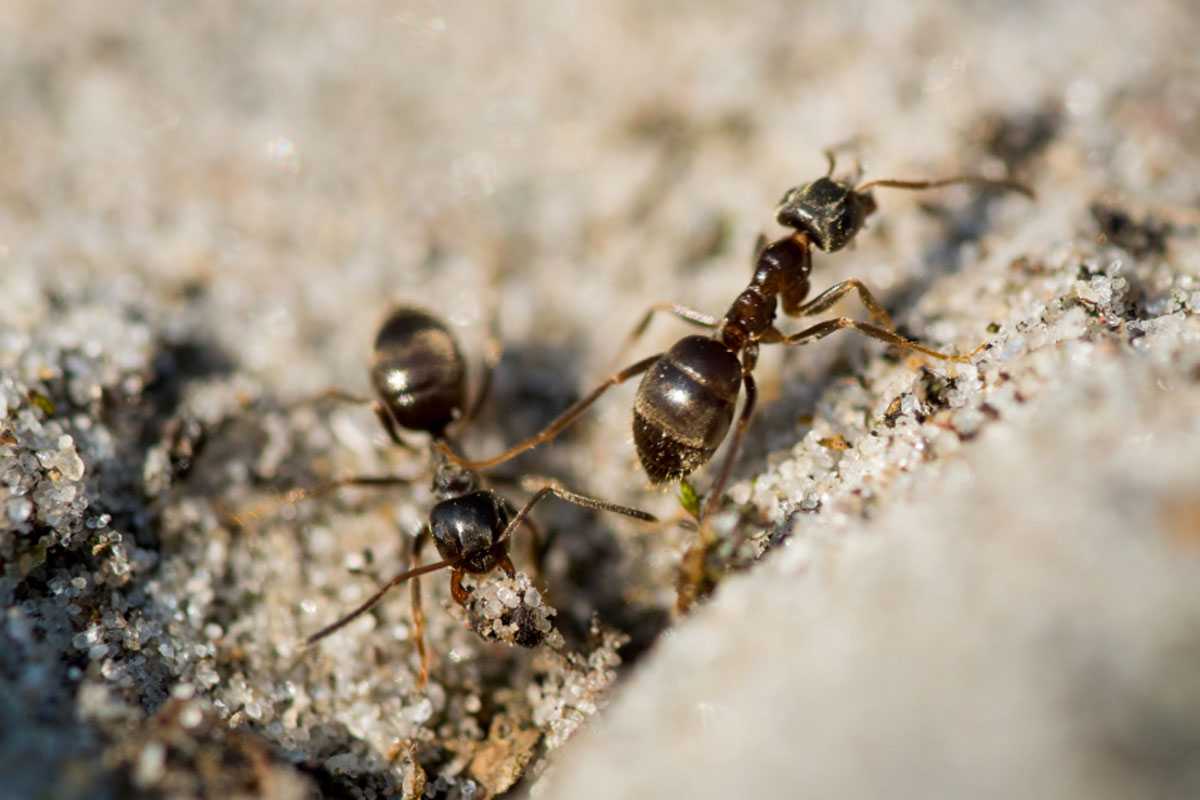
[437,354,662,471]
[450,570,470,605]
[677,364,758,614]
[787,279,896,329]
[751,233,769,262]
[699,371,758,525]
[496,480,657,548]
[306,547,453,646]
[779,318,986,362]
[373,403,418,450]
[282,386,417,452]
[523,517,547,585]
[225,474,414,528]
[606,303,719,372]
[501,483,549,586]
[284,389,415,450]
[285,388,371,410]
[410,530,431,688]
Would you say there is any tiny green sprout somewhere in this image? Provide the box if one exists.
[678,478,702,520]
[28,390,55,416]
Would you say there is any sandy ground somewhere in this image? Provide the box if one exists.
[2,1,1199,798]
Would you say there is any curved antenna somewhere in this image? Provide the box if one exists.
[305,557,455,646]
[856,175,1035,200]
[823,148,837,177]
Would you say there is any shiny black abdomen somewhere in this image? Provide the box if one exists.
[370,307,467,436]
[632,336,743,483]
[429,490,510,573]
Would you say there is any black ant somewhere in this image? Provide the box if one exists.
[437,156,1033,608]
[266,306,655,685]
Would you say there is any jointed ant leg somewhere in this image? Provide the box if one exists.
[226,474,413,528]
[437,354,661,471]
[373,403,417,450]
[607,303,719,373]
[497,481,657,548]
[409,529,431,688]
[780,318,986,362]
[450,570,469,605]
[787,279,896,329]
[286,388,371,410]
[677,360,759,614]
[283,388,415,451]
[751,233,769,263]
[305,555,454,646]
[522,517,547,585]
[699,371,759,527]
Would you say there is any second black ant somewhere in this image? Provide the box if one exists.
[438,155,1033,609]
[265,306,655,685]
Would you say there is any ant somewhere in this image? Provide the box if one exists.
[437,154,1033,609]
[271,306,655,685]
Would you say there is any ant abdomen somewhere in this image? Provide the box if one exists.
[632,336,742,483]
[428,490,510,573]
[370,307,467,436]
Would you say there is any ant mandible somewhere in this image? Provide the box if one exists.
[435,155,1033,607]
[284,306,655,685]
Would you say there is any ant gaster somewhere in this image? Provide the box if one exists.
[438,158,1033,607]
[288,307,654,685]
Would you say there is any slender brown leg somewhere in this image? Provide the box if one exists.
[283,387,415,450]
[373,402,417,450]
[409,530,430,688]
[780,317,986,362]
[497,553,516,578]
[778,241,814,316]
[496,481,657,548]
[606,303,719,372]
[787,279,896,329]
[699,368,759,526]
[751,233,769,263]
[437,354,662,471]
[522,517,546,584]
[286,388,372,410]
[306,550,454,646]
[450,570,470,605]
[677,357,759,614]
[226,474,414,528]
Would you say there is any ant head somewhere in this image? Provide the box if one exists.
[776,177,877,253]
[429,490,508,573]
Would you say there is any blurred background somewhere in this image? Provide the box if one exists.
[2,1,1199,798]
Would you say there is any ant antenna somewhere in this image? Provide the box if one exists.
[305,557,454,645]
[857,174,1035,199]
